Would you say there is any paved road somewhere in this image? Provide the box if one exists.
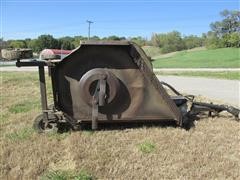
[1,66,239,107]
[158,75,240,107]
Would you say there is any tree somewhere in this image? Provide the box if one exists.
[205,31,222,49]
[58,36,75,50]
[206,9,240,48]
[34,35,59,52]
[0,38,9,49]
[130,36,147,46]
[28,39,38,52]
[91,36,100,41]
[227,32,240,47]
[24,38,32,48]
[72,36,88,48]
[183,35,203,49]
[151,31,186,53]
[9,40,27,48]
[210,10,240,37]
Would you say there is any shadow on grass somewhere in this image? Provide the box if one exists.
[55,116,198,133]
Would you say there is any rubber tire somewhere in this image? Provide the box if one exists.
[33,114,57,133]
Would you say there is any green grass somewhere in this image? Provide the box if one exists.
[138,141,156,154]
[155,71,240,80]
[153,48,240,68]
[41,170,93,180]
[6,127,34,141]
[9,100,40,114]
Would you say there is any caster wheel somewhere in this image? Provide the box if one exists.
[33,114,58,133]
[48,104,57,112]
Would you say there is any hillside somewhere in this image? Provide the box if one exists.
[152,48,240,68]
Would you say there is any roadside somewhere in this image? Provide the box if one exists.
[155,71,240,80]
[158,75,240,107]
[1,66,239,80]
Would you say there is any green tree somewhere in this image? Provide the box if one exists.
[0,38,9,49]
[28,39,38,52]
[24,38,32,48]
[91,35,100,41]
[183,35,203,49]
[228,32,240,47]
[72,36,88,48]
[34,35,59,52]
[207,9,240,48]
[58,36,75,50]
[210,10,240,36]
[151,31,186,53]
[9,40,27,48]
[130,36,147,46]
[103,35,126,41]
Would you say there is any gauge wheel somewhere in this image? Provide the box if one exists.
[33,114,58,133]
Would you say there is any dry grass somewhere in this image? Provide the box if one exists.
[0,72,239,179]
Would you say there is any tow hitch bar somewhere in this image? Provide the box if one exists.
[161,81,240,121]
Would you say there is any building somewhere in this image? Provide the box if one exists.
[39,49,72,60]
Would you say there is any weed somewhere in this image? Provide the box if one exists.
[138,140,156,153]
[0,113,9,125]
[41,170,93,180]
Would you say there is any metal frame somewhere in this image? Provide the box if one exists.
[16,60,51,124]
[15,42,239,132]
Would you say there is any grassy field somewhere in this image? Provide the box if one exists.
[153,48,240,68]
[155,71,240,80]
[0,72,240,179]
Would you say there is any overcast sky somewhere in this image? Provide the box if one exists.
[1,0,239,40]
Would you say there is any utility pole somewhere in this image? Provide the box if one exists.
[86,20,93,40]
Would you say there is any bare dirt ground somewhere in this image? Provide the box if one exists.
[0,72,239,179]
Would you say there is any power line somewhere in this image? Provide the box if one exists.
[86,20,94,40]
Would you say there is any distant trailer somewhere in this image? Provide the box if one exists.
[39,49,72,60]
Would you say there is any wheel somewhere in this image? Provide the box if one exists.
[48,104,56,111]
[180,114,194,130]
[33,114,58,133]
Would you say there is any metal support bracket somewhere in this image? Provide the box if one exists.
[38,66,49,127]
[91,77,107,130]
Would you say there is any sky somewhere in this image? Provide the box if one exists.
[1,0,239,40]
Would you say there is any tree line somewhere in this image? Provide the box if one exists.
[1,9,239,54]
